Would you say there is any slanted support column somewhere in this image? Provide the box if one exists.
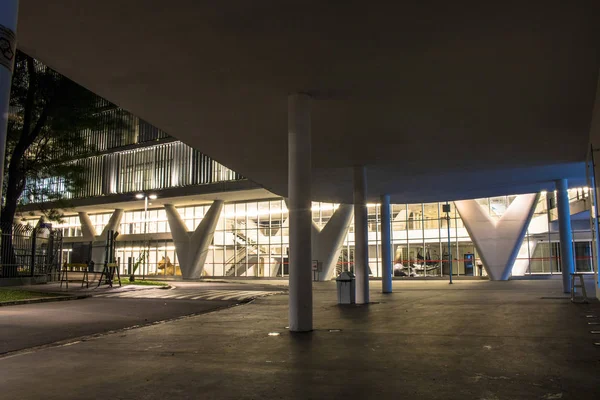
[0,1,18,222]
[354,166,369,304]
[312,204,354,281]
[164,201,223,279]
[79,209,124,271]
[288,93,313,332]
[78,212,97,242]
[556,179,575,293]
[102,209,124,236]
[455,194,538,281]
[380,194,392,293]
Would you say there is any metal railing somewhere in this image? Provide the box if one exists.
[0,223,63,279]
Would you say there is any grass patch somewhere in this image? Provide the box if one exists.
[0,288,57,302]
[122,280,168,287]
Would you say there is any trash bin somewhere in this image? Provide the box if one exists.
[336,271,356,304]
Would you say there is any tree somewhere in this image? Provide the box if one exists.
[1,50,124,277]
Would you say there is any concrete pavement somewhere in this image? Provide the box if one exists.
[1,279,599,399]
[1,281,287,354]
[0,298,238,354]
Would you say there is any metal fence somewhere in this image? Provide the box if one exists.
[0,223,63,279]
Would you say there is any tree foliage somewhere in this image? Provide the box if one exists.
[3,50,123,226]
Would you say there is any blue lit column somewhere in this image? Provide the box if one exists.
[288,93,313,332]
[381,194,392,293]
[354,166,369,304]
[556,179,575,293]
[0,1,19,221]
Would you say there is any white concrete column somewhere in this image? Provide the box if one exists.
[354,166,369,304]
[102,209,124,236]
[312,204,354,281]
[455,194,538,280]
[164,201,223,279]
[82,209,123,271]
[587,73,600,300]
[0,1,19,222]
[591,155,600,301]
[380,194,392,293]
[555,179,575,293]
[78,212,97,242]
[288,93,313,332]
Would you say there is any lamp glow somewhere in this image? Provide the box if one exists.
[149,195,158,200]
[135,194,144,199]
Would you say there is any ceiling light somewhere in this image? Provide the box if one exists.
[135,194,144,199]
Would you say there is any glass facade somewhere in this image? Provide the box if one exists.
[21,100,245,204]
[23,141,244,202]
[46,190,596,279]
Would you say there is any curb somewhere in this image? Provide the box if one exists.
[84,285,174,297]
[0,294,90,307]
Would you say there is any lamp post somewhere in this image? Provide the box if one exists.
[136,193,157,278]
[443,202,453,284]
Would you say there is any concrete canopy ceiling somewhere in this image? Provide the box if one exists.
[16,1,600,203]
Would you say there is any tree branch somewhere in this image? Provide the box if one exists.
[21,55,37,138]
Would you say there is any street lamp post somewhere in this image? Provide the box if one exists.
[136,193,157,279]
[443,202,453,284]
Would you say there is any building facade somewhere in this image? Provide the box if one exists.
[17,102,597,280]
[23,187,597,279]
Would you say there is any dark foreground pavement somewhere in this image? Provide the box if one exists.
[0,297,237,354]
[1,280,599,399]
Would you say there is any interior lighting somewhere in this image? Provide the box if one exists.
[135,194,144,199]
[149,194,158,200]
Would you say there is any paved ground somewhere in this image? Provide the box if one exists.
[1,281,286,355]
[0,298,238,354]
[2,279,599,399]
[94,288,284,301]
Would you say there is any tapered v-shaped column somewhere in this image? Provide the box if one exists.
[164,201,223,279]
[312,204,354,281]
[78,209,124,270]
[455,194,539,280]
